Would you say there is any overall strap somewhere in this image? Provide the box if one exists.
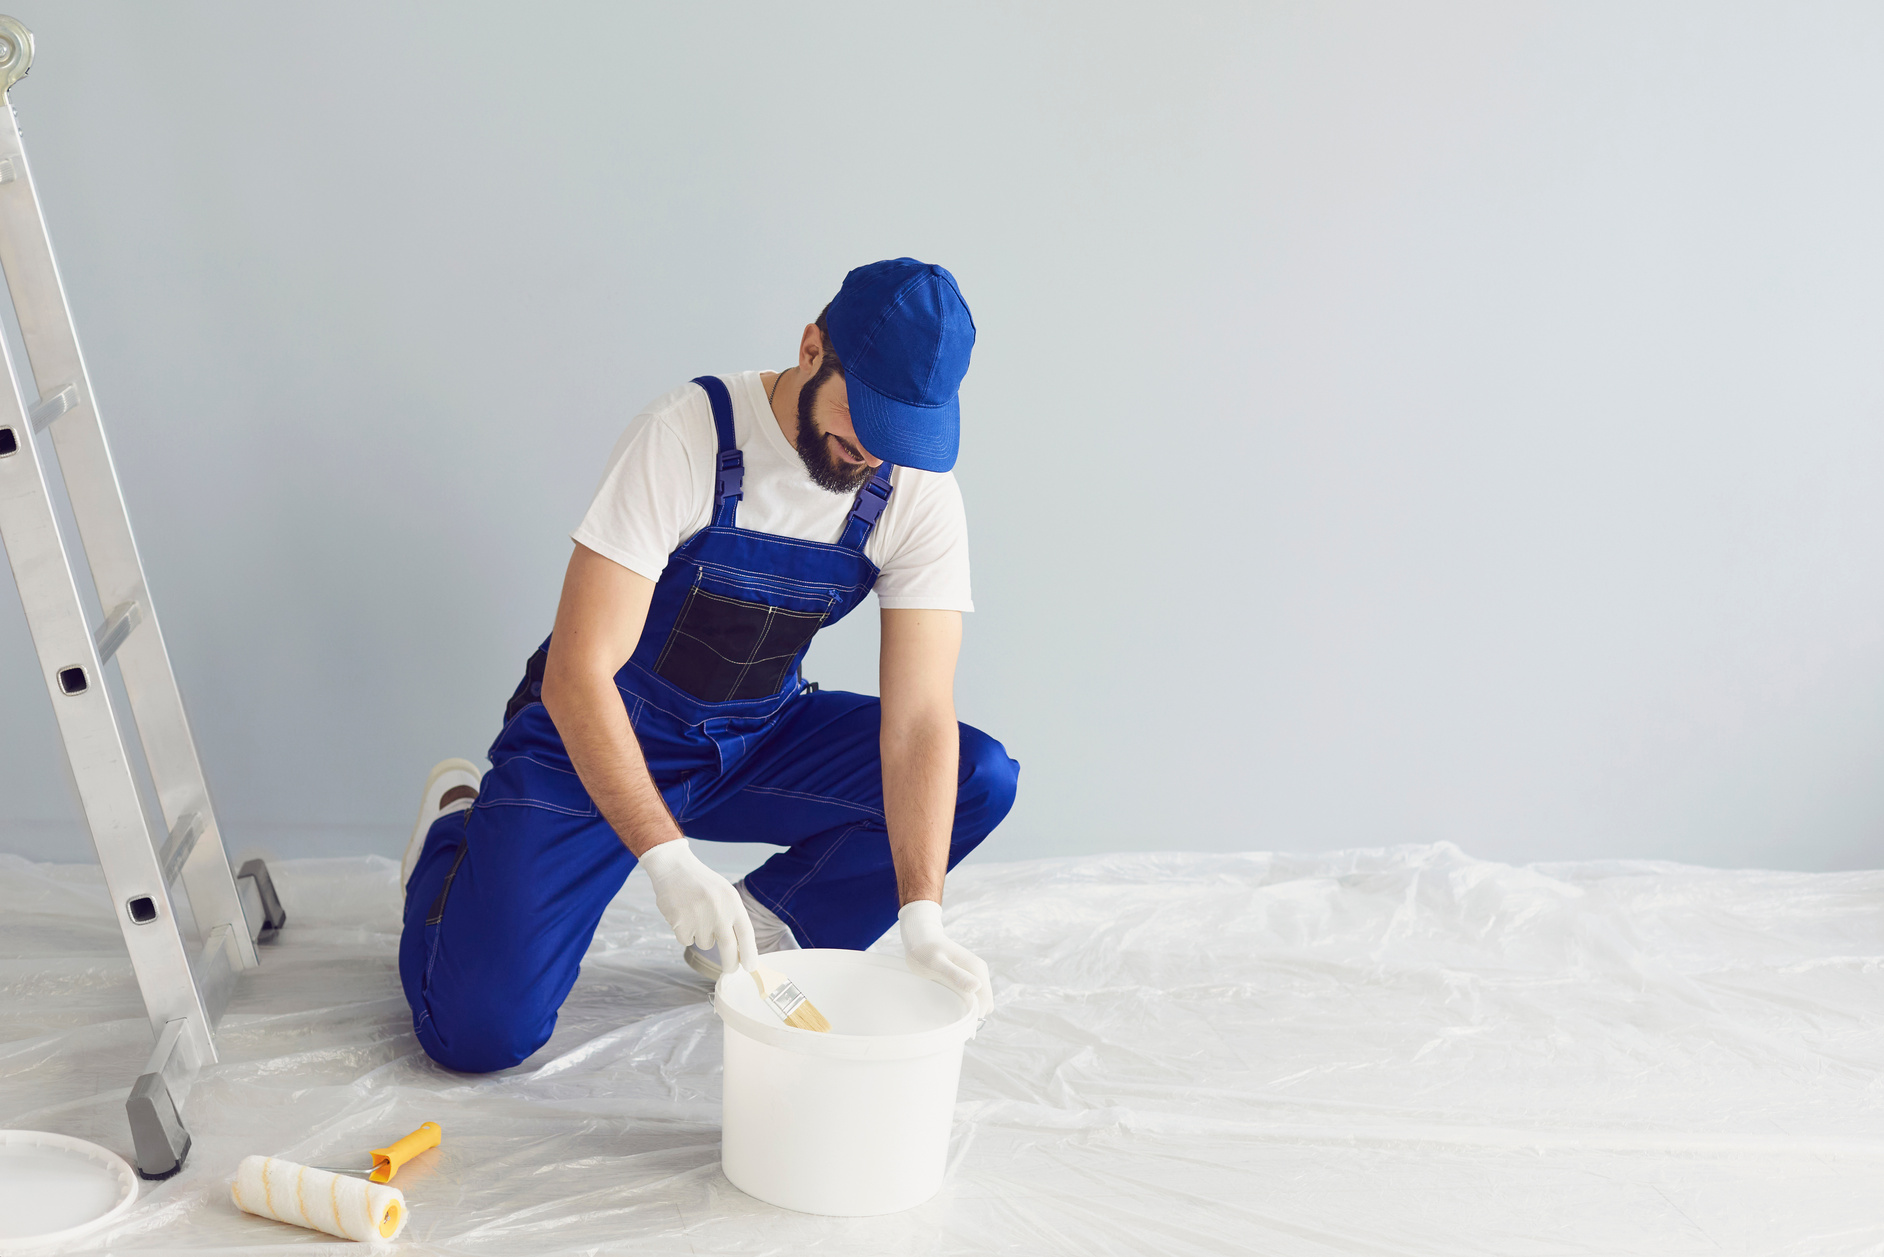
[691,375,744,528]
[838,462,897,551]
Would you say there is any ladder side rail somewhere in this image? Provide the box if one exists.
[0,365,217,1064]
[0,97,258,969]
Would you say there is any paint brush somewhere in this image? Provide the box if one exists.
[750,966,831,1032]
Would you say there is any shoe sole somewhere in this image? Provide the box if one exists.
[402,757,482,891]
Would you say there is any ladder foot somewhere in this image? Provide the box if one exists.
[236,858,287,942]
[128,1070,192,1179]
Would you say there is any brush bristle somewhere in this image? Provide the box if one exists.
[784,1001,832,1033]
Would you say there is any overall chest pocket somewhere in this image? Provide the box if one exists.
[654,582,829,703]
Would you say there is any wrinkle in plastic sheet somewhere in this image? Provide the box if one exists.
[1,843,1881,1255]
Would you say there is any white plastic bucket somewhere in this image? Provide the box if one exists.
[0,1130,138,1253]
[714,948,976,1216]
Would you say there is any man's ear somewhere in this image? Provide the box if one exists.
[800,322,824,370]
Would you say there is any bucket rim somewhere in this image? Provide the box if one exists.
[713,949,978,1060]
[0,1129,139,1251]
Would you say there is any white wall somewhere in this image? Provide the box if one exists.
[2,2,1881,871]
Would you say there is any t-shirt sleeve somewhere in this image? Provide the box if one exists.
[570,408,704,583]
[872,472,974,612]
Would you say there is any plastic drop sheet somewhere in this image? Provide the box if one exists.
[1,842,1880,1255]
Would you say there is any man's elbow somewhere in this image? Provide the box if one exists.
[881,701,957,754]
[539,650,607,724]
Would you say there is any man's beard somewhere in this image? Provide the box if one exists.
[795,361,875,494]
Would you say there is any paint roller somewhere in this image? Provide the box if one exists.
[230,1122,440,1242]
[232,1156,406,1242]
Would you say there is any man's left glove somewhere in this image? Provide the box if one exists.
[638,838,758,973]
[898,900,992,1017]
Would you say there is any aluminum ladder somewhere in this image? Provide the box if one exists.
[0,17,285,1179]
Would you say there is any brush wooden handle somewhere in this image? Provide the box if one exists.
[752,966,832,1032]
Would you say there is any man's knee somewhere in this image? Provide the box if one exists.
[957,723,1019,834]
[413,973,556,1074]
[402,900,560,1073]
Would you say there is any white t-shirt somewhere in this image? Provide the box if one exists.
[572,371,973,612]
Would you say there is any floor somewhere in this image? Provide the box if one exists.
[1,841,1879,1255]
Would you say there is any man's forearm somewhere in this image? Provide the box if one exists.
[882,711,959,906]
[542,669,680,858]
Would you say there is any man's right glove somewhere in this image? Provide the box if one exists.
[898,899,992,1016]
[638,838,757,973]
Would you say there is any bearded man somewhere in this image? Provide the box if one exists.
[396,258,1018,1072]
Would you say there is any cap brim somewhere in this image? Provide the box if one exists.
[845,371,960,473]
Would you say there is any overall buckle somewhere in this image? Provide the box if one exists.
[850,474,891,526]
[716,450,745,503]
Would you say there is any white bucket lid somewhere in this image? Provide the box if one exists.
[0,1130,138,1253]
[715,949,977,1061]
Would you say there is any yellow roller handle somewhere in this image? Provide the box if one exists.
[368,1121,441,1184]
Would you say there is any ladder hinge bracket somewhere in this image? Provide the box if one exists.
[0,17,32,95]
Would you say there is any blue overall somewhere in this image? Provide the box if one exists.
[399,377,1019,1073]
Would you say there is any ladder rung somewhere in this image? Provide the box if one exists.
[159,811,204,885]
[191,924,242,1027]
[29,382,78,431]
[94,597,142,662]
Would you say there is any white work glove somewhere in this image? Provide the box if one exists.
[638,838,757,973]
[898,900,992,1017]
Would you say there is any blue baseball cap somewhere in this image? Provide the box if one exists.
[824,258,976,472]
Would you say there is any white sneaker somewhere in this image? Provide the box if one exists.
[402,758,482,891]
[683,879,799,980]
